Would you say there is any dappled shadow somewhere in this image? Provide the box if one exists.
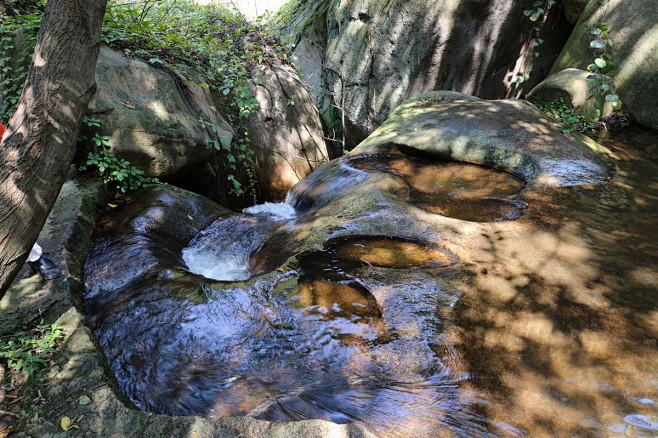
[445,125,658,436]
[323,0,573,143]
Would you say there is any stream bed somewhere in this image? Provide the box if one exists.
[83,125,658,437]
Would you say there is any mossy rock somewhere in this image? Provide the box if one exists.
[351,91,613,187]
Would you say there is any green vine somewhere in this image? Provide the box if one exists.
[0,2,43,121]
[514,0,555,85]
[586,22,621,118]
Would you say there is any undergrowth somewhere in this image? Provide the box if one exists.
[0,321,63,375]
[533,97,596,133]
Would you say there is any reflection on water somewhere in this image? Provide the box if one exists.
[349,154,527,221]
[84,125,658,437]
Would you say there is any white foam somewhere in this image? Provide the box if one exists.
[182,246,251,281]
[244,202,297,220]
[182,216,269,281]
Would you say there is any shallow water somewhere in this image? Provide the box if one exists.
[446,124,658,437]
[84,125,658,437]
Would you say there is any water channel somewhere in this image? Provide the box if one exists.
[84,124,658,437]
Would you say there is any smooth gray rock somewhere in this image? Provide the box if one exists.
[87,46,234,178]
[249,64,331,201]
[351,91,613,187]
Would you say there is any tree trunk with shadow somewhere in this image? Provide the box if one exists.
[0,0,108,297]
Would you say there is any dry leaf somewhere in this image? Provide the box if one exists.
[8,396,22,404]
[78,395,91,405]
[0,426,16,438]
[187,215,193,220]
[60,416,79,431]
[51,213,59,219]
[121,102,136,109]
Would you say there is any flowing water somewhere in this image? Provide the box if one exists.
[84,125,658,437]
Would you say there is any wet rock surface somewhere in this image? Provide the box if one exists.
[83,176,489,436]
[351,91,613,187]
[3,123,657,438]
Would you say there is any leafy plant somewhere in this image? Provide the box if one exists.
[514,0,556,85]
[586,22,621,118]
[533,97,596,133]
[0,2,44,121]
[0,321,64,375]
[98,0,294,203]
[85,151,158,193]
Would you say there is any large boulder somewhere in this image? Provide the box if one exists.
[315,0,572,144]
[351,91,612,187]
[86,46,234,178]
[550,0,658,129]
[527,68,614,119]
[249,64,331,201]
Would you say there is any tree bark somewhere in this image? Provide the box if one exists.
[0,0,108,297]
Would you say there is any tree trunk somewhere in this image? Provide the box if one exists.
[0,0,108,297]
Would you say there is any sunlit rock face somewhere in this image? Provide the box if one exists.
[350,91,613,187]
[317,0,572,144]
[249,64,332,201]
[87,46,234,178]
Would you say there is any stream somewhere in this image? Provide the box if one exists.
[84,125,658,437]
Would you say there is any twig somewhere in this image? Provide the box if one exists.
[0,409,21,419]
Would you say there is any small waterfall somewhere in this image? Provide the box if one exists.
[284,159,369,213]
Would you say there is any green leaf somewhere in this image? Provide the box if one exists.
[530,11,541,21]
[590,28,602,35]
[605,94,619,102]
[594,58,606,68]
[590,40,605,49]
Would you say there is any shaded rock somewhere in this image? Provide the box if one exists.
[350,91,612,187]
[527,68,614,119]
[249,64,330,201]
[562,0,589,24]
[86,46,234,178]
[551,0,658,129]
[318,0,572,144]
